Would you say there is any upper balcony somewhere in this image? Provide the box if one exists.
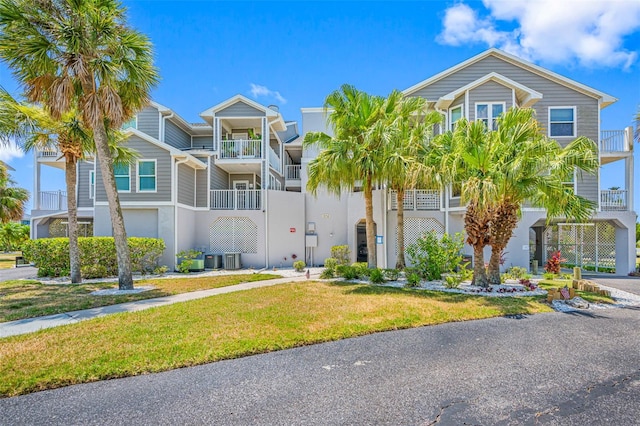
[600,127,633,165]
[36,150,65,170]
[285,164,302,189]
[389,190,442,211]
[35,190,67,212]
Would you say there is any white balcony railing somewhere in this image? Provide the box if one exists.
[286,165,301,180]
[600,189,628,211]
[268,146,282,173]
[600,127,633,152]
[219,139,262,159]
[39,190,67,211]
[210,189,261,210]
[389,190,441,211]
[37,150,60,158]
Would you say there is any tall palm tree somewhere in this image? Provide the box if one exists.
[485,108,598,283]
[376,95,442,269]
[304,85,390,268]
[0,163,29,223]
[0,0,159,289]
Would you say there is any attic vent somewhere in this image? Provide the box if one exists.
[268,105,279,112]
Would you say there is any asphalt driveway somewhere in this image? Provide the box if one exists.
[2,307,639,425]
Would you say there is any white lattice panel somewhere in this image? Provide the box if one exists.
[209,217,258,254]
[545,222,616,270]
[49,219,67,238]
[397,217,444,255]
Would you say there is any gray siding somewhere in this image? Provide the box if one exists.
[576,171,599,204]
[192,136,213,150]
[177,163,195,206]
[77,161,94,208]
[210,163,229,190]
[95,136,171,202]
[165,120,191,150]
[196,168,208,208]
[230,174,255,187]
[468,81,513,121]
[216,101,265,117]
[277,122,298,143]
[137,106,160,139]
[411,56,600,142]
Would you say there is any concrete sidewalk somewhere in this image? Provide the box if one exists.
[0,273,319,339]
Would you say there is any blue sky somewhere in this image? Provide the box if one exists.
[1,0,639,213]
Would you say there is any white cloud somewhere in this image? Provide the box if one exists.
[249,83,287,104]
[438,0,640,69]
[0,139,24,162]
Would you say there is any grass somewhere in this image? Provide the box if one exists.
[0,280,553,397]
[0,252,19,270]
[537,279,615,304]
[0,273,280,323]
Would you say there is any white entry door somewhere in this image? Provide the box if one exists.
[234,180,249,209]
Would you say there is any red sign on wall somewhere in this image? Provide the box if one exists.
[290,228,296,233]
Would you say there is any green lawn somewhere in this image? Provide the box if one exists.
[0,273,280,322]
[0,280,553,397]
[0,252,19,270]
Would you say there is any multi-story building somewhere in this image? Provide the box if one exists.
[30,49,637,274]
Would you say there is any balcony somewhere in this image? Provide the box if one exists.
[389,190,441,211]
[600,189,628,211]
[268,146,282,174]
[38,190,67,211]
[210,189,261,210]
[219,139,262,160]
[285,164,301,182]
[600,127,633,164]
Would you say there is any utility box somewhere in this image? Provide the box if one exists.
[204,254,223,269]
[224,252,241,270]
[305,234,318,248]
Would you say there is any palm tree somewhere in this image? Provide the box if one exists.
[304,85,390,268]
[0,0,158,289]
[485,108,598,283]
[376,95,442,269]
[0,163,29,223]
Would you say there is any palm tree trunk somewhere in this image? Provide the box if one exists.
[65,158,81,283]
[364,177,377,269]
[92,121,133,290]
[487,203,519,284]
[395,187,406,270]
[465,203,491,287]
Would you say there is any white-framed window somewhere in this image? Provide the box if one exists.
[549,107,576,138]
[122,116,137,130]
[563,168,576,194]
[89,170,95,199]
[449,105,463,131]
[114,163,130,192]
[137,160,157,192]
[476,102,505,130]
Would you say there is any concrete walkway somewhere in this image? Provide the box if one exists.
[0,273,319,339]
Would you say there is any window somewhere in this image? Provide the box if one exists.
[138,160,156,192]
[89,170,95,199]
[122,116,137,130]
[549,107,575,137]
[114,163,130,192]
[562,168,576,194]
[449,105,463,131]
[476,103,504,130]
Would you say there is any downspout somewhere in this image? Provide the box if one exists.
[173,156,189,270]
[161,112,175,142]
[436,107,450,236]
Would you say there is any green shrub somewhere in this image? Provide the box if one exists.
[504,266,528,280]
[293,260,306,272]
[336,264,358,280]
[330,245,351,265]
[406,272,421,287]
[324,258,339,270]
[352,262,370,277]
[22,237,166,278]
[406,231,464,281]
[369,268,385,284]
[320,268,335,279]
[542,272,556,280]
[176,249,201,274]
[443,273,463,289]
[383,268,399,281]
[458,262,473,282]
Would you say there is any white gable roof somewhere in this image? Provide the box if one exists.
[434,72,543,110]
[404,48,617,108]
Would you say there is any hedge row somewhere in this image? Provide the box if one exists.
[22,237,166,278]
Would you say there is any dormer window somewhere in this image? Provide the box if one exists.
[476,103,504,130]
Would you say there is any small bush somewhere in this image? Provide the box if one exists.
[443,274,462,289]
[545,251,565,274]
[458,262,473,282]
[324,258,339,270]
[560,273,573,280]
[320,268,335,279]
[542,272,556,280]
[369,268,385,284]
[406,272,421,287]
[406,231,464,281]
[176,249,201,273]
[352,262,369,277]
[336,264,358,280]
[293,260,306,272]
[383,268,399,281]
[330,245,351,265]
[504,266,528,280]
